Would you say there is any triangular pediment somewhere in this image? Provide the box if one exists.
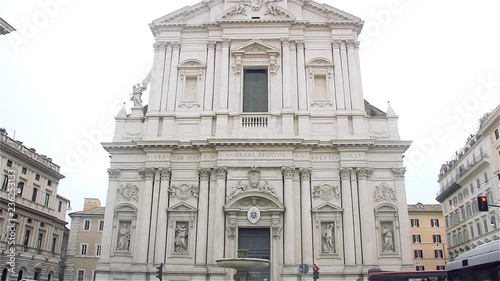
[300,1,361,22]
[151,1,210,26]
[218,2,295,21]
[167,202,197,212]
[312,202,342,213]
[232,39,280,57]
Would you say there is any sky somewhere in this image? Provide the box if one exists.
[1,0,499,214]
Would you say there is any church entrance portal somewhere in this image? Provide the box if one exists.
[238,228,271,281]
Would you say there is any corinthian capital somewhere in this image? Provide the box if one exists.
[356,167,373,180]
[331,40,341,49]
[207,41,216,50]
[215,166,228,179]
[199,168,212,181]
[153,41,168,51]
[281,166,295,179]
[221,38,231,48]
[107,168,120,180]
[159,167,171,180]
[139,168,155,179]
[392,168,406,179]
[281,38,290,48]
[340,168,352,180]
[299,168,312,180]
[171,41,181,50]
[295,40,305,49]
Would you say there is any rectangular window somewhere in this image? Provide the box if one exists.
[21,167,27,174]
[484,172,488,183]
[37,233,43,249]
[495,129,499,140]
[470,183,474,194]
[470,225,475,238]
[414,250,423,259]
[313,74,328,100]
[23,230,31,246]
[183,76,198,102]
[58,201,62,212]
[47,180,52,186]
[44,193,50,207]
[436,265,446,270]
[35,174,40,181]
[416,266,425,271]
[243,69,268,112]
[431,219,440,227]
[412,234,421,243]
[411,219,420,227]
[40,222,45,228]
[32,188,38,202]
[483,219,489,233]
[51,237,57,253]
[476,222,482,236]
[96,244,102,256]
[1,175,8,190]
[433,234,442,243]
[17,182,24,196]
[435,249,443,258]
[98,220,105,232]
[80,243,88,256]
[463,187,469,198]
[77,270,85,281]
[7,160,12,167]
[83,220,91,231]
[477,178,481,188]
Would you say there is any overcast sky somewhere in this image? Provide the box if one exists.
[1,0,499,213]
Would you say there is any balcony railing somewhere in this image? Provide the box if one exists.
[241,115,269,128]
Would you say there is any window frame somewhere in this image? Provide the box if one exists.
[83,219,91,231]
[80,243,88,256]
[98,220,105,232]
[431,219,440,227]
[242,69,269,113]
[414,249,423,259]
[77,269,85,281]
[411,219,420,227]
[96,244,102,257]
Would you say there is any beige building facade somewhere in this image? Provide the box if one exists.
[407,203,447,271]
[67,199,105,281]
[0,129,70,281]
[436,105,500,260]
[97,1,414,280]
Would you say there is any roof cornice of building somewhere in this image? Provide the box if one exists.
[0,197,68,226]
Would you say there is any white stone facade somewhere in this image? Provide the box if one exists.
[96,0,413,280]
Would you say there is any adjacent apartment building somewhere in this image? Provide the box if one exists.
[0,128,71,281]
[408,203,447,271]
[67,198,105,281]
[436,105,500,261]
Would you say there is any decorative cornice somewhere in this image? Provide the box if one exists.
[139,168,155,179]
[340,168,352,180]
[356,167,373,180]
[281,166,295,179]
[199,168,211,181]
[299,168,312,180]
[107,168,120,180]
[215,166,228,179]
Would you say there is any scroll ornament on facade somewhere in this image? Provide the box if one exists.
[373,182,396,202]
[272,225,283,239]
[116,184,139,203]
[312,184,340,201]
[169,184,199,200]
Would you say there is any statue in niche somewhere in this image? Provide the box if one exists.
[382,225,394,252]
[322,223,335,254]
[174,223,189,252]
[116,222,131,251]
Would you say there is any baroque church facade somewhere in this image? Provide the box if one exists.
[96,0,413,280]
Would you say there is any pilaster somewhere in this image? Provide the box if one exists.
[196,168,212,264]
[339,41,352,111]
[166,42,181,112]
[392,168,412,265]
[299,168,313,264]
[340,167,355,265]
[154,167,171,263]
[211,166,227,263]
[350,168,362,264]
[282,166,296,265]
[356,167,376,266]
[331,40,345,110]
[134,168,155,264]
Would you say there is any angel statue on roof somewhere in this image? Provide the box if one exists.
[130,70,152,108]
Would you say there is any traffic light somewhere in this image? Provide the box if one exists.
[155,263,163,281]
[478,196,489,212]
[313,264,320,280]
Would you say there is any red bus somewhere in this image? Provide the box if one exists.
[367,270,447,281]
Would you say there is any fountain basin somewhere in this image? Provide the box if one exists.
[215,258,270,270]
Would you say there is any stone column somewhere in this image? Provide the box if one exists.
[331,40,345,110]
[299,168,313,264]
[282,166,296,265]
[160,43,173,112]
[350,168,362,264]
[212,166,227,263]
[339,41,352,111]
[100,169,120,264]
[166,42,181,111]
[154,167,171,263]
[356,167,375,266]
[196,168,211,265]
[281,38,292,110]
[346,40,361,110]
[218,39,230,111]
[148,168,161,262]
[204,42,216,111]
[296,40,307,111]
[148,42,168,114]
[393,168,413,265]
[340,168,355,265]
[135,168,155,264]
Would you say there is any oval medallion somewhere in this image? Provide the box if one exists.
[247,206,261,224]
